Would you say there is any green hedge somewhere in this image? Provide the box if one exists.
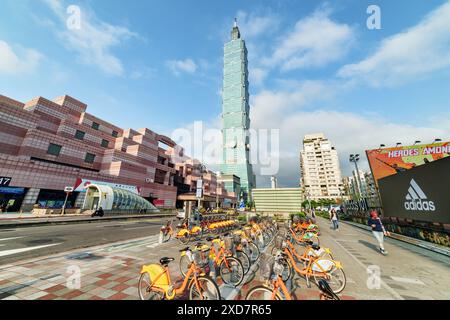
[315,211,329,219]
[237,215,247,222]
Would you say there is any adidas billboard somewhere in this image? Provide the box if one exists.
[378,156,450,224]
[404,178,435,211]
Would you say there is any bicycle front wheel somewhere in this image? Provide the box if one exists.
[179,255,191,278]
[279,257,293,282]
[219,256,244,286]
[178,232,191,244]
[189,276,221,300]
[235,250,250,275]
[138,272,164,300]
[313,267,346,294]
[245,286,281,300]
[163,231,172,243]
[246,242,260,262]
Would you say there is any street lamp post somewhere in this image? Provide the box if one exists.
[349,154,363,199]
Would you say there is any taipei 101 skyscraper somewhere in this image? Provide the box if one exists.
[220,19,256,201]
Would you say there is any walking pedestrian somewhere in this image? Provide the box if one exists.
[368,210,389,255]
[329,208,339,230]
[311,207,316,223]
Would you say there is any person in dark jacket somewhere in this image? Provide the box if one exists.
[368,210,389,255]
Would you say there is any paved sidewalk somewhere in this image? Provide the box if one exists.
[0,234,164,300]
[1,217,448,300]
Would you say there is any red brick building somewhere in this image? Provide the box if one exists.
[0,94,237,213]
[0,94,178,212]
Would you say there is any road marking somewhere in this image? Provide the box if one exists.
[390,276,425,285]
[0,243,62,257]
[124,226,152,230]
[0,237,25,242]
[333,239,404,300]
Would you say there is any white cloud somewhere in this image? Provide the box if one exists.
[236,11,279,38]
[0,40,43,75]
[251,80,335,129]
[249,67,268,87]
[265,7,354,71]
[338,1,450,86]
[42,0,137,76]
[166,59,198,76]
[249,84,450,187]
[129,67,156,80]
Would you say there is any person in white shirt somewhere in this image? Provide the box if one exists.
[329,208,339,230]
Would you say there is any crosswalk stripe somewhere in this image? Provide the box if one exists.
[0,243,62,257]
[390,276,425,285]
[0,237,25,242]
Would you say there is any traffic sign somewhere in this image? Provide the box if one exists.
[64,186,74,193]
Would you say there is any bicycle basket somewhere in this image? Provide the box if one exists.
[192,251,206,265]
[223,236,234,251]
[233,233,241,245]
[274,235,285,249]
[273,260,285,277]
[259,253,275,280]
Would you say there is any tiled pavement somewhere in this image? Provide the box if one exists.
[0,227,358,300]
[0,235,164,300]
[8,217,447,300]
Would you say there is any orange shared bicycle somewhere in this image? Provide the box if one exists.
[138,248,221,300]
[273,234,346,293]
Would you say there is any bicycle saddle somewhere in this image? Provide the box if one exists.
[159,257,175,266]
[206,236,219,241]
[311,244,321,251]
[318,279,340,300]
[179,246,190,252]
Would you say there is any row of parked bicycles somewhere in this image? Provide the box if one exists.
[138,216,346,300]
[159,214,239,244]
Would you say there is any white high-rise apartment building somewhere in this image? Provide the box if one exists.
[300,133,344,200]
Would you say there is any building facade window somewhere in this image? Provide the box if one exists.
[92,122,100,130]
[75,130,85,140]
[84,153,96,164]
[47,143,62,156]
[101,139,109,148]
[112,130,118,138]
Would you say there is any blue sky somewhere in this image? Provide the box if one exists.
[1,0,449,187]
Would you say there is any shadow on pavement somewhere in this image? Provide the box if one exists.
[358,240,379,253]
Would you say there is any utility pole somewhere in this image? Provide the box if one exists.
[349,154,363,199]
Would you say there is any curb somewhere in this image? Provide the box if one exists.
[342,220,450,257]
[0,213,176,229]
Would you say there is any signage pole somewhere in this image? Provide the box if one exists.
[61,192,69,215]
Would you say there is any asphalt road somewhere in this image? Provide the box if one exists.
[0,217,171,265]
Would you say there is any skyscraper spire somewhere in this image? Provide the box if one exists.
[231,18,241,40]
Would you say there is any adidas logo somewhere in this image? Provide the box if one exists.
[404,179,435,211]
